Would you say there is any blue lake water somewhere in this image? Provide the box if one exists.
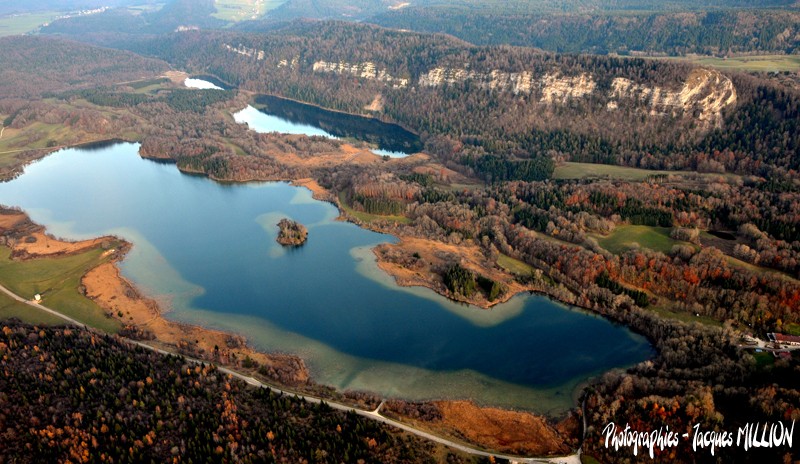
[232,96,422,158]
[187,77,419,158]
[0,142,652,414]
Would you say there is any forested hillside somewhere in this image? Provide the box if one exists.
[0,36,168,98]
[82,21,798,186]
[263,0,799,21]
[372,9,800,55]
[0,322,442,463]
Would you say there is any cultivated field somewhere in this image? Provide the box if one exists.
[595,225,679,255]
[0,12,58,36]
[213,0,285,21]
[0,245,122,332]
[659,54,800,73]
[553,162,671,181]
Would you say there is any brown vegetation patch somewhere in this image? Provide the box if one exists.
[374,236,531,309]
[263,139,380,169]
[163,70,189,84]
[291,177,333,201]
[364,93,384,112]
[0,209,109,259]
[434,401,571,456]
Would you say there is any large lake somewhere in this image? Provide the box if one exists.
[0,142,652,414]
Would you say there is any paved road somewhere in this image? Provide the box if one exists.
[0,282,580,464]
[0,283,88,328]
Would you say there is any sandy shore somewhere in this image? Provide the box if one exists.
[82,261,308,384]
[291,177,333,202]
[0,211,108,258]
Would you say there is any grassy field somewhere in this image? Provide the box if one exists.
[554,162,742,183]
[0,245,122,333]
[337,192,411,225]
[126,3,165,15]
[0,100,147,172]
[649,303,723,327]
[0,121,91,170]
[581,454,602,464]
[752,351,775,369]
[0,291,64,325]
[659,55,800,73]
[497,253,535,276]
[596,225,680,255]
[554,162,673,181]
[213,0,286,21]
[784,323,800,336]
[0,11,58,36]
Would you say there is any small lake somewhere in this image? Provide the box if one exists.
[0,144,652,415]
[186,78,421,158]
[233,96,422,158]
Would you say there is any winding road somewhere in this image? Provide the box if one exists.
[0,282,580,464]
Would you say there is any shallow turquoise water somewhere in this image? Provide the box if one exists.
[0,142,652,414]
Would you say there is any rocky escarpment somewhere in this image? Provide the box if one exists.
[418,67,596,104]
[416,65,736,126]
[222,42,737,128]
[312,60,409,88]
[223,43,264,60]
[609,68,737,128]
[276,218,308,246]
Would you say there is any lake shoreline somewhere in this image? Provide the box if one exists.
[0,139,655,455]
[0,206,311,385]
[245,90,423,139]
[0,205,580,456]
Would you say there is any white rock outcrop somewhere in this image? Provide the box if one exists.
[609,68,737,127]
[312,61,408,88]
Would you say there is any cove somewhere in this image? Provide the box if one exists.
[0,143,652,414]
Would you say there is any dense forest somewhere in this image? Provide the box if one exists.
[253,0,800,22]
[0,322,449,463]
[372,9,800,55]
[0,36,167,98]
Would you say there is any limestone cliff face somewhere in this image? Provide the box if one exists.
[417,65,735,126]
[223,43,264,61]
[222,45,737,128]
[312,60,409,88]
[609,68,737,127]
[418,67,597,104]
[539,72,597,104]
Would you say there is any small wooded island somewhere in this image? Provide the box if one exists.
[276,218,308,246]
